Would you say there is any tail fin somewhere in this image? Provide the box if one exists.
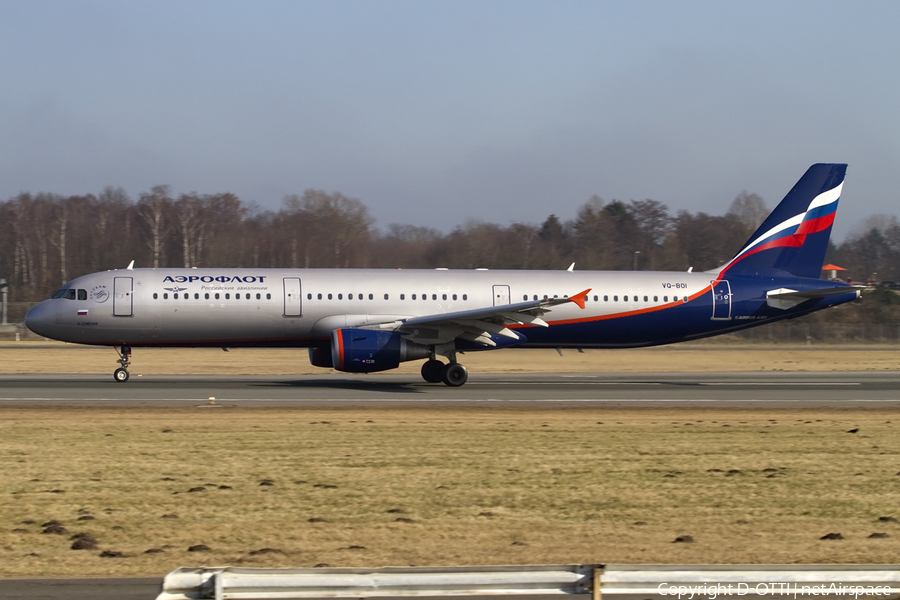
[717,163,846,279]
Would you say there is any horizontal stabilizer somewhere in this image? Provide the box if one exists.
[766,286,863,310]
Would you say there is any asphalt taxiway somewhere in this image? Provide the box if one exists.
[1,371,899,407]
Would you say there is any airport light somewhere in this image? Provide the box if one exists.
[0,278,7,326]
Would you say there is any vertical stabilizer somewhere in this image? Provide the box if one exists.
[718,163,846,279]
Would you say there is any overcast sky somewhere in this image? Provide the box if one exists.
[1,1,897,241]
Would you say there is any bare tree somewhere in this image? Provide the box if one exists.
[137,186,173,268]
[727,191,768,239]
[93,187,131,270]
[174,193,205,267]
[50,200,69,285]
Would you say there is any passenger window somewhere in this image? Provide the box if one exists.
[338,293,343,300]
[327,293,332,300]
[432,294,436,300]
[613,295,618,302]
[442,294,447,300]
[163,293,169,300]
[593,295,598,302]
[412,294,417,300]
[174,293,179,299]
[205,293,209,300]
[603,295,608,301]
[654,296,658,302]
[266,293,271,300]
[307,293,312,300]
[256,293,261,300]
[215,293,220,300]
[384,294,389,300]
[226,293,231,299]
[453,294,457,300]
[523,295,528,301]
[684,296,688,302]
[643,296,648,302]
[184,294,189,300]
[463,294,467,301]
[153,293,158,300]
[369,294,374,300]
[400,294,405,300]
[423,294,427,301]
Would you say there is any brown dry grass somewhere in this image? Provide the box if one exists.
[1,406,898,577]
[1,341,900,375]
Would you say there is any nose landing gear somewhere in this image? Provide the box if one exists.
[114,345,132,382]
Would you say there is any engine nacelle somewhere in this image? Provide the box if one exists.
[331,328,431,373]
[308,345,334,368]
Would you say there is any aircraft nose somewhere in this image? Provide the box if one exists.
[25,302,56,338]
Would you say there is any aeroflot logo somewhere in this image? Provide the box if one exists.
[163,275,268,283]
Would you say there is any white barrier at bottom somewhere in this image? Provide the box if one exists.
[156,564,900,600]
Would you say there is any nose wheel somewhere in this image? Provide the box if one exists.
[114,346,132,383]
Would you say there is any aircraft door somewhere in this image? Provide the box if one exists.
[283,277,302,317]
[113,277,133,317]
[492,285,510,306]
[711,279,732,320]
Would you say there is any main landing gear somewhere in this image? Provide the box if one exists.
[114,345,132,382]
[420,359,468,387]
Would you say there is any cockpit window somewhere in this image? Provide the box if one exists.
[63,289,76,300]
[52,288,68,299]
[77,289,87,301]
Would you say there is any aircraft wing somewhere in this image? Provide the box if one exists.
[369,289,591,347]
[766,285,864,310]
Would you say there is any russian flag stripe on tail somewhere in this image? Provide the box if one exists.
[718,164,846,279]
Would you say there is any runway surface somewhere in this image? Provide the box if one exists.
[1,371,900,407]
[0,577,160,600]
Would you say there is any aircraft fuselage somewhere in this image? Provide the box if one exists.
[25,267,856,349]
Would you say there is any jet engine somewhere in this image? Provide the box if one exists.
[308,345,334,368]
[329,328,431,373]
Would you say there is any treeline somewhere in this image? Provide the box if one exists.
[1,185,899,304]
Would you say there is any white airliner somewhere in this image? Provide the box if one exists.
[25,164,860,386]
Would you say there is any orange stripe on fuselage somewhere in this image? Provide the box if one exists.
[508,285,713,328]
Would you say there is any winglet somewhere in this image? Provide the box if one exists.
[569,288,591,309]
